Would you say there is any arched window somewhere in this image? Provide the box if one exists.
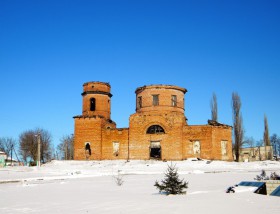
[90,98,96,111]
[146,125,165,134]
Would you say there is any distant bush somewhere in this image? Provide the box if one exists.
[254,170,269,181]
[270,172,280,180]
[254,170,280,180]
[29,161,37,166]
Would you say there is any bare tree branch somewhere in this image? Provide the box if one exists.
[0,137,16,156]
[19,128,53,164]
[57,134,74,160]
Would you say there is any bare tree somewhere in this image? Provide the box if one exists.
[57,134,74,160]
[0,137,16,156]
[232,92,244,162]
[243,136,256,158]
[263,115,271,159]
[19,128,53,164]
[256,139,264,147]
[210,93,218,121]
[243,136,255,148]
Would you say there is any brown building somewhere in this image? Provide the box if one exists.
[73,81,233,161]
[239,146,273,162]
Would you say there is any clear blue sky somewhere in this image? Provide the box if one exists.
[0,0,279,148]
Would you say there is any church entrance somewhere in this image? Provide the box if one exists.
[150,141,161,160]
[85,143,91,160]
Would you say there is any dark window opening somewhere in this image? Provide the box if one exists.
[90,98,96,111]
[150,148,161,159]
[150,143,161,159]
[171,95,177,107]
[85,143,91,156]
[153,95,159,106]
[137,96,142,109]
[147,125,165,134]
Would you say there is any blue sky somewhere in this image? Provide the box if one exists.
[0,0,279,148]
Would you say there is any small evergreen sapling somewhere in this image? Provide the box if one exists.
[154,163,188,195]
[113,170,124,186]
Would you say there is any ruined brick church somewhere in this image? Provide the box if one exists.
[73,81,233,161]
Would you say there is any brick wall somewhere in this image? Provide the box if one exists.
[212,126,233,161]
[129,111,186,160]
[102,128,129,160]
[74,117,103,160]
[183,125,213,160]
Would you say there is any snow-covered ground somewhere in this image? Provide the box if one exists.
[0,160,279,214]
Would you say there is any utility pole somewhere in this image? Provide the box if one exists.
[11,144,13,166]
[65,140,68,160]
[35,133,41,167]
[71,134,74,160]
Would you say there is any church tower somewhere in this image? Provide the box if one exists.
[81,81,112,119]
[73,81,116,160]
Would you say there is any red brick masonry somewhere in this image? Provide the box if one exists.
[74,82,233,161]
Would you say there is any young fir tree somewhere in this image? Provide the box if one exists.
[154,163,188,195]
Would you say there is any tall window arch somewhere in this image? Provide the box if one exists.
[146,125,165,134]
[90,98,96,111]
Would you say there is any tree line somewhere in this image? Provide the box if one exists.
[210,92,280,162]
[0,128,74,165]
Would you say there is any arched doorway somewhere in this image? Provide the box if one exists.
[150,141,161,159]
[85,143,91,160]
[146,125,165,160]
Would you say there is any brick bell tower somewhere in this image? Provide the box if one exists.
[73,81,116,160]
[81,81,112,119]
